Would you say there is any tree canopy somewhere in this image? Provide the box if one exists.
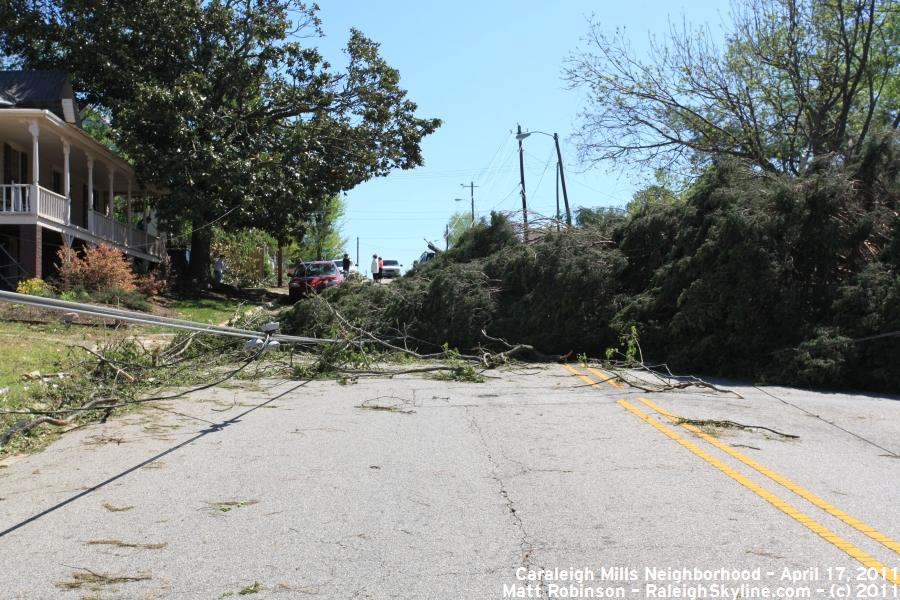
[1,0,440,281]
[564,0,898,175]
[445,211,473,249]
[288,195,348,262]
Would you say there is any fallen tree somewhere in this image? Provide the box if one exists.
[283,133,900,392]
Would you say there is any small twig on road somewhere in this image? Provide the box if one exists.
[357,395,416,414]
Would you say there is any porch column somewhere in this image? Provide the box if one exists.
[87,156,94,234]
[62,140,71,225]
[107,169,114,218]
[28,121,40,214]
[126,181,133,247]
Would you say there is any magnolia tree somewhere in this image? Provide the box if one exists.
[2,1,441,283]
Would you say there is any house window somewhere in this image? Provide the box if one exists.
[2,144,28,184]
[52,171,63,194]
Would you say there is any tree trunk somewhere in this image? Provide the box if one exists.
[277,245,283,287]
[189,223,212,287]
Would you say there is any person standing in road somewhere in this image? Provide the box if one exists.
[342,253,351,277]
[371,254,379,282]
[378,256,384,282]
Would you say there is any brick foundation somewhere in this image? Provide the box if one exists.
[18,225,42,279]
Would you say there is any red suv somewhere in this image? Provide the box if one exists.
[288,261,344,300]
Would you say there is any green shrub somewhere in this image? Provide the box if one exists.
[90,288,152,312]
[15,277,53,297]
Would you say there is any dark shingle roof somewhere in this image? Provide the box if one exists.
[0,71,80,125]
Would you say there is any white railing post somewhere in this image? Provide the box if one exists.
[126,181,133,247]
[28,121,40,214]
[62,140,71,225]
[87,156,94,234]
[107,169,115,241]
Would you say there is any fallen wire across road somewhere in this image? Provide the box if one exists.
[0,290,338,452]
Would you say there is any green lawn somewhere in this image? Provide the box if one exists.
[0,321,122,407]
[167,297,249,324]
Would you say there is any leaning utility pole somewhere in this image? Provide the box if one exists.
[517,124,528,236]
[553,132,572,227]
[555,165,561,233]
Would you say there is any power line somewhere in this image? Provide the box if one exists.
[528,148,556,206]
[474,132,514,187]
[489,183,523,212]
[0,290,333,345]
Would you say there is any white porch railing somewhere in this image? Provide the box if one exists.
[91,211,129,245]
[0,184,32,213]
[151,234,166,258]
[37,187,67,223]
[128,229,165,258]
[131,229,148,251]
[0,184,165,259]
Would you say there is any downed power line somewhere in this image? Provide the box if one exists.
[0,290,334,345]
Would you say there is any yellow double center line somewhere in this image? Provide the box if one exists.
[564,363,900,585]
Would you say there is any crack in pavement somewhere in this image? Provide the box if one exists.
[464,406,546,598]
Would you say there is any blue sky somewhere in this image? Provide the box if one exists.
[313,0,728,272]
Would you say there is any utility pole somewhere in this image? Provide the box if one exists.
[553,132,572,227]
[356,236,359,269]
[444,223,449,250]
[517,124,528,237]
[555,164,561,233]
[460,181,477,224]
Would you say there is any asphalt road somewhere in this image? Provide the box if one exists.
[0,365,898,599]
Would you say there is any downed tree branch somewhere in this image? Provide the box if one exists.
[479,329,562,366]
[312,295,483,363]
[0,397,115,447]
[603,367,744,398]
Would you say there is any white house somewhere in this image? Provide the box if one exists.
[0,71,165,288]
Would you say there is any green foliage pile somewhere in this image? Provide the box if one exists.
[614,134,899,390]
[0,328,260,455]
[285,134,899,392]
[285,213,627,356]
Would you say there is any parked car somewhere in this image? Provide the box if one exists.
[414,251,436,267]
[289,260,343,300]
[381,259,402,279]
